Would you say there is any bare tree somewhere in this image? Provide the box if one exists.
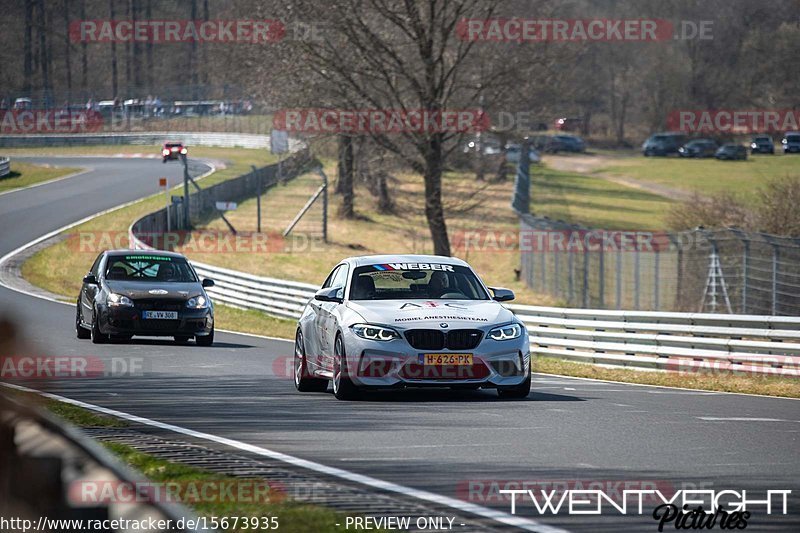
[290,0,501,256]
[109,0,118,97]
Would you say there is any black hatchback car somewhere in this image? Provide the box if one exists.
[715,144,748,161]
[750,135,775,154]
[76,250,215,345]
[643,132,688,156]
[678,138,718,158]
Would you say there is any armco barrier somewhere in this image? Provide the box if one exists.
[0,156,9,177]
[0,132,291,149]
[127,252,800,376]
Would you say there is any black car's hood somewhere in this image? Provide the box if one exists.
[105,280,202,300]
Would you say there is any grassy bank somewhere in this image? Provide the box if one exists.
[597,153,799,199]
[533,357,799,398]
[0,161,81,193]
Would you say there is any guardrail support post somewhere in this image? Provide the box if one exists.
[182,154,191,229]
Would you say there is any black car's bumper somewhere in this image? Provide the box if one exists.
[98,305,213,337]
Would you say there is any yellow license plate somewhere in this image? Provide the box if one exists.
[421,354,473,366]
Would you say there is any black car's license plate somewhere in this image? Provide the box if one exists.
[142,310,178,320]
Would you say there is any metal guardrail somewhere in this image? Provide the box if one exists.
[145,261,800,377]
[0,132,291,149]
[0,156,9,177]
[0,389,202,532]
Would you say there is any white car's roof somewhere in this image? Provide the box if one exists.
[344,254,470,268]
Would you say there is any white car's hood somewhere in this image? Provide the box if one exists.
[345,299,514,328]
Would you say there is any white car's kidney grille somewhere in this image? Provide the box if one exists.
[404,329,482,350]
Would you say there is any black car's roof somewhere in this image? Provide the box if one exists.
[104,249,187,259]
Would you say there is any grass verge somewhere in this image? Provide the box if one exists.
[0,161,81,193]
[104,441,351,533]
[597,153,800,199]
[533,356,799,398]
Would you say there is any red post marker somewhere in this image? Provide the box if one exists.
[159,177,167,188]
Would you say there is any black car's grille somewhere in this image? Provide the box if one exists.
[404,329,483,351]
[133,299,183,311]
[446,329,483,350]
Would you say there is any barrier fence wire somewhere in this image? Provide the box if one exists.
[518,213,800,316]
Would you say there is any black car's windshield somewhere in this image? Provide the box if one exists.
[104,254,197,283]
[349,264,489,301]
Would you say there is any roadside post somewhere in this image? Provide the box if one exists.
[181,153,190,229]
[159,177,169,232]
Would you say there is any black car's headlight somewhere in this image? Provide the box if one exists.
[107,293,133,307]
[186,295,208,309]
[488,323,523,341]
[351,324,400,341]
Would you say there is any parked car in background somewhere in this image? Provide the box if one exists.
[715,144,748,161]
[678,139,718,158]
[750,135,775,154]
[463,135,502,156]
[553,134,586,153]
[642,132,688,156]
[782,132,800,154]
[531,134,565,153]
[505,143,541,164]
[13,97,32,110]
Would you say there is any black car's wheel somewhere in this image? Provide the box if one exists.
[174,335,190,344]
[76,303,90,339]
[332,334,360,400]
[196,327,214,346]
[497,374,532,399]
[90,307,108,344]
[294,330,329,392]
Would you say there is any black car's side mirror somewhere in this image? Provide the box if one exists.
[82,273,98,285]
[314,287,343,303]
[202,278,215,288]
[490,287,515,302]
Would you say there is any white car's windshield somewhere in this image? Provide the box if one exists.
[349,264,489,301]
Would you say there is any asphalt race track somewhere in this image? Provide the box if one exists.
[1,156,799,532]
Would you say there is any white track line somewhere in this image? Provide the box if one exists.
[1,382,567,533]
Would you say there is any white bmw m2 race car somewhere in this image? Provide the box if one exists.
[294,255,531,400]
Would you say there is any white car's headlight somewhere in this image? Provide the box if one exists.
[351,324,399,341]
[488,323,523,341]
[186,295,208,309]
[107,293,133,307]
